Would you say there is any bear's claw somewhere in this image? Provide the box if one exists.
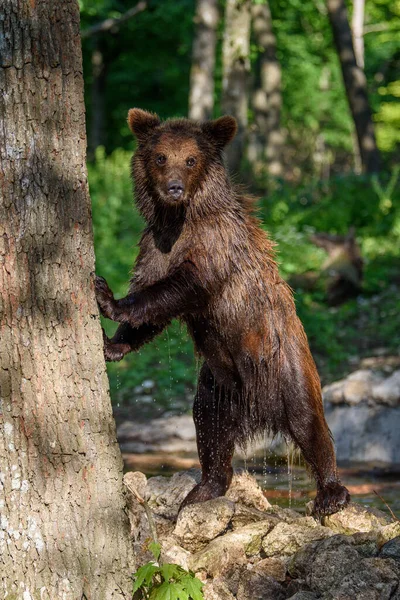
[313,481,350,517]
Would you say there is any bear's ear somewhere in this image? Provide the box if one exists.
[202,116,237,149]
[127,108,161,142]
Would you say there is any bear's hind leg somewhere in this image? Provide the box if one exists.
[283,386,350,517]
[181,363,236,509]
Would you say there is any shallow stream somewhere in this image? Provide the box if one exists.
[122,451,400,517]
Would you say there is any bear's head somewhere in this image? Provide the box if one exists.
[128,108,237,207]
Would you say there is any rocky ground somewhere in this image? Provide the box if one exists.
[124,469,400,600]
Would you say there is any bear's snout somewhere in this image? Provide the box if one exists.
[167,180,184,199]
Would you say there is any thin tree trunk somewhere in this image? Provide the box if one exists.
[0,2,134,598]
[188,0,219,121]
[351,0,365,68]
[221,0,251,173]
[247,1,284,177]
[327,0,380,173]
[88,42,108,159]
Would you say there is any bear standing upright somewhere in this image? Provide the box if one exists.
[95,108,350,516]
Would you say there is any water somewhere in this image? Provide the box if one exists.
[123,449,400,517]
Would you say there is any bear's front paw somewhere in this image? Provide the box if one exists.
[313,481,350,517]
[95,276,116,319]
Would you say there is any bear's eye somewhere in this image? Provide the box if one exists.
[156,154,167,166]
[186,157,196,168]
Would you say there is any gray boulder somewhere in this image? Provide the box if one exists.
[174,497,235,552]
[236,570,286,600]
[262,518,334,558]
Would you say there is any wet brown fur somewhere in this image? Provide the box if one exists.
[95,109,350,516]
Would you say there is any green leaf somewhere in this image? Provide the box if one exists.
[160,563,181,582]
[149,581,188,600]
[133,563,158,593]
[149,542,161,561]
[180,574,204,600]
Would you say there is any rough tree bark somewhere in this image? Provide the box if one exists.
[327,0,380,173]
[188,0,219,121]
[221,0,251,173]
[0,1,134,598]
[247,1,284,177]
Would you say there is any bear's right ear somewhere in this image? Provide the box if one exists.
[127,108,161,142]
[202,116,237,149]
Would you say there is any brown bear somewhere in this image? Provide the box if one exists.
[95,108,350,516]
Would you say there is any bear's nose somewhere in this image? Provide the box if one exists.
[167,180,184,198]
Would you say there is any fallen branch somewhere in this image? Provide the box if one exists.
[373,489,399,522]
[124,479,159,545]
[81,1,147,40]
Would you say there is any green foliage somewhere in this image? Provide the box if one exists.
[80,0,399,168]
[259,170,400,381]
[132,543,204,600]
[81,0,195,152]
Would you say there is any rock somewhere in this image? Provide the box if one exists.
[361,355,400,372]
[190,520,275,577]
[124,471,148,534]
[146,469,201,519]
[262,518,334,557]
[252,557,287,582]
[377,522,400,548]
[287,594,319,600]
[202,578,235,600]
[231,504,274,530]
[236,570,286,600]
[288,534,355,579]
[124,471,148,499]
[146,468,270,521]
[117,415,197,453]
[226,470,271,511]
[323,502,391,534]
[160,539,191,570]
[268,505,303,523]
[323,370,384,406]
[322,362,400,463]
[372,370,400,406]
[328,557,400,599]
[323,380,345,404]
[305,535,361,594]
[325,402,400,463]
[344,370,384,404]
[380,536,400,561]
[174,498,235,552]
[351,531,379,557]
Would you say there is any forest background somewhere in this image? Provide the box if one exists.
[80,0,400,417]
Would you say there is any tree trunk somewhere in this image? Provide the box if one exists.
[0,2,134,598]
[221,0,251,173]
[326,0,380,173]
[188,0,219,121]
[351,0,365,68]
[247,1,284,178]
[88,42,108,159]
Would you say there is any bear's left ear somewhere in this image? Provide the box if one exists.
[202,116,237,149]
[128,108,161,142]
